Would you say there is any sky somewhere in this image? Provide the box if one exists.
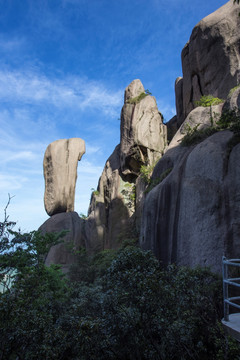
[0,0,228,231]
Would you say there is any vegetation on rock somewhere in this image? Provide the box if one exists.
[195,95,224,107]
[145,167,173,193]
[127,89,152,105]
[228,84,240,98]
[181,108,240,147]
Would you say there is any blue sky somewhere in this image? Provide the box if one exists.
[0,0,227,231]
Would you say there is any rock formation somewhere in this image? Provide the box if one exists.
[140,87,240,273]
[43,138,85,216]
[41,1,240,274]
[120,79,167,176]
[175,0,240,127]
[40,211,86,273]
[85,79,167,251]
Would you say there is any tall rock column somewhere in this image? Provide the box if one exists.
[43,137,85,216]
[120,79,167,176]
[86,79,167,251]
[176,0,240,126]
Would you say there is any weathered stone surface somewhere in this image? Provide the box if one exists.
[140,129,240,273]
[176,0,240,125]
[124,79,145,103]
[223,86,240,111]
[44,138,85,216]
[175,77,183,127]
[39,212,85,273]
[166,115,178,143]
[86,79,167,251]
[120,80,167,176]
[167,104,223,150]
[140,86,240,272]
[86,145,136,251]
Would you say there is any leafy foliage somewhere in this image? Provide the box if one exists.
[121,182,136,209]
[195,95,224,107]
[181,123,217,146]
[140,163,156,184]
[181,108,240,147]
[228,84,240,98]
[127,89,152,105]
[0,204,239,359]
[145,167,172,193]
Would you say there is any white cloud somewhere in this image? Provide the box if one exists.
[78,159,103,175]
[0,174,28,191]
[0,69,122,117]
[85,143,101,155]
[0,150,36,164]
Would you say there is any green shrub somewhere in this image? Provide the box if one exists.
[121,183,136,209]
[181,108,240,147]
[1,206,239,359]
[195,95,224,107]
[91,188,100,196]
[216,108,240,132]
[145,167,172,193]
[127,89,152,105]
[228,84,240,98]
[181,124,217,146]
[140,163,155,184]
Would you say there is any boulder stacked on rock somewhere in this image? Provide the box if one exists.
[41,137,85,270]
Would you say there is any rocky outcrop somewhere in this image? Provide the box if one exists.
[140,1,240,273]
[120,79,167,176]
[85,80,167,251]
[44,138,85,216]
[140,88,240,273]
[41,2,240,274]
[39,211,86,273]
[175,0,240,126]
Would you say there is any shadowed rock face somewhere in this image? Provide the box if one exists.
[86,79,167,251]
[120,79,167,176]
[140,88,240,273]
[41,2,240,273]
[39,211,86,273]
[44,138,85,216]
[176,0,240,126]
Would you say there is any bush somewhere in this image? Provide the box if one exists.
[1,205,239,359]
[127,89,152,105]
[181,108,240,147]
[145,167,172,193]
[195,95,224,107]
[181,124,217,146]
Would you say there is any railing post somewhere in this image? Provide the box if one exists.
[222,256,229,321]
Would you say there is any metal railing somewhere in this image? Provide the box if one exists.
[222,256,240,321]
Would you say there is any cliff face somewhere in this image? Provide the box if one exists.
[140,89,240,273]
[139,0,240,272]
[175,0,240,128]
[41,1,240,273]
[85,80,167,251]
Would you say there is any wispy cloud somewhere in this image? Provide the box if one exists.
[78,159,103,175]
[0,150,36,164]
[0,174,28,191]
[0,69,122,117]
